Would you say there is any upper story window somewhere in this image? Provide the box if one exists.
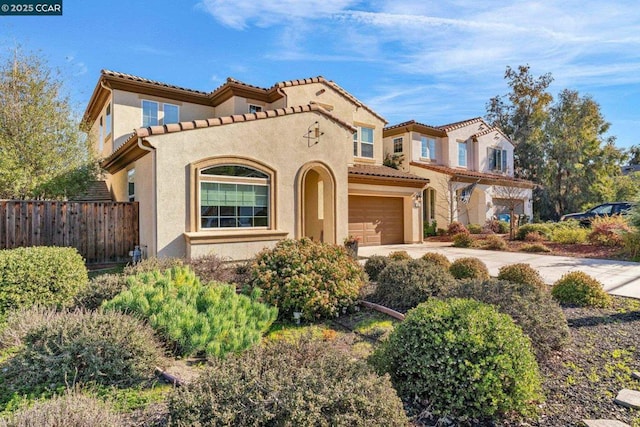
[457,141,467,167]
[353,126,374,158]
[105,103,112,136]
[164,103,179,124]
[248,104,262,113]
[142,100,180,126]
[488,147,508,172]
[421,136,436,160]
[199,165,270,229]
[99,116,104,152]
[393,137,403,153]
[142,100,159,127]
[127,168,135,202]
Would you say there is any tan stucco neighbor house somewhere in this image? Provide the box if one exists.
[83,71,428,260]
[383,118,534,229]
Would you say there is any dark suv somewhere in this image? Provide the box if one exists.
[560,202,633,226]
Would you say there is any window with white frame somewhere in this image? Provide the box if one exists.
[488,147,508,172]
[142,100,180,126]
[393,137,403,153]
[127,168,135,202]
[353,126,374,158]
[248,104,262,113]
[421,136,436,160]
[163,103,179,124]
[142,100,158,127]
[199,165,270,229]
[458,141,467,167]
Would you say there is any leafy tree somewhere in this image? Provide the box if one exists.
[0,48,98,199]
[628,145,640,165]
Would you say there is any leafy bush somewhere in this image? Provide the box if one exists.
[588,216,633,247]
[0,390,124,427]
[387,250,411,261]
[122,257,183,276]
[447,221,469,236]
[167,337,409,426]
[621,231,640,261]
[497,263,546,290]
[551,271,612,308]
[550,227,589,244]
[467,223,482,234]
[480,234,508,250]
[103,267,277,358]
[449,257,490,280]
[452,232,474,248]
[73,274,128,310]
[420,252,451,269]
[520,243,551,253]
[364,255,389,282]
[447,279,569,361]
[371,298,542,422]
[373,259,456,312]
[1,309,163,394]
[0,247,88,314]
[424,220,438,237]
[516,224,552,240]
[250,238,365,321]
[524,231,546,242]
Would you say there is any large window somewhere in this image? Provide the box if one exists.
[199,165,270,229]
[142,100,158,127]
[421,136,436,160]
[458,141,467,167]
[163,103,179,124]
[488,147,508,172]
[353,126,374,158]
[142,100,180,126]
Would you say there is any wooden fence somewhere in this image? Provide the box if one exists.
[0,200,139,264]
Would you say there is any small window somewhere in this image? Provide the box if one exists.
[421,137,436,160]
[142,100,158,127]
[393,137,403,153]
[127,169,135,202]
[248,104,262,113]
[354,126,374,158]
[353,131,358,156]
[105,103,112,136]
[458,142,467,167]
[163,103,179,124]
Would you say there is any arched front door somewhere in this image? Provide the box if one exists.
[297,163,336,244]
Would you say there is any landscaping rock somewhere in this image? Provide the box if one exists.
[632,371,640,381]
[614,389,640,410]
[583,420,631,427]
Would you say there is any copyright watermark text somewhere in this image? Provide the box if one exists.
[0,1,62,15]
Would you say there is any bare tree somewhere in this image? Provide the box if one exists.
[492,185,529,239]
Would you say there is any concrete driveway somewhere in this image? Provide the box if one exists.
[358,243,640,299]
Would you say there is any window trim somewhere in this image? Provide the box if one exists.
[248,104,263,114]
[457,141,468,167]
[127,168,135,202]
[353,124,375,159]
[420,136,436,161]
[393,137,403,153]
[141,100,159,127]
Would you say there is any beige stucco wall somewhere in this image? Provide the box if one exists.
[148,111,352,259]
[475,132,515,175]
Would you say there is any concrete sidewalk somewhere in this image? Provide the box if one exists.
[358,243,640,299]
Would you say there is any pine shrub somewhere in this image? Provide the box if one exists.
[250,238,365,321]
[420,252,451,269]
[449,257,490,280]
[103,266,277,358]
[588,216,633,247]
[551,271,612,308]
[516,224,552,240]
[373,259,457,312]
[364,255,389,282]
[452,232,474,248]
[371,298,542,422]
[447,221,469,235]
[167,337,409,426]
[497,263,546,291]
[388,250,411,261]
[0,247,88,314]
[447,279,569,361]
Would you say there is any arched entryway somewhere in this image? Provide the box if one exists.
[297,162,336,244]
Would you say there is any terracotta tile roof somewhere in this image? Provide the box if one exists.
[349,164,429,183]
[437,117,487,132]
[471,126,513,144]
[102,70,208,95]
[384,120,447,137]
[410,162,534,188]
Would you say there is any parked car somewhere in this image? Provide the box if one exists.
[560,202,633,226]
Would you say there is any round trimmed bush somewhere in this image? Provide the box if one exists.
[452,232,474,248]
[516,224,551,241]
[1,309,163,393]
[364,255,389,282]
[447,221,469,236]
[0,246,88,313]
[497,263,546,291]
[371,298,542,422]
[467,223,482,234]
[250,238,365,321]
[388,250,411,261]
[551,271,612,308]
[421,252,451,269]
[167,337,409,426]
[449,257,490,280]
[73,274,128,310]
[447,279,569,361]
[373,259,456,312]
[480,234,507,250]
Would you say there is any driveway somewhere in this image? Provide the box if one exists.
[358,243,640,299]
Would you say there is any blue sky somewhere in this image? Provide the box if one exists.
[2,0,639,150]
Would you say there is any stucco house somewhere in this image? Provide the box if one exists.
[383,118,534,229]
[83,71,428,260]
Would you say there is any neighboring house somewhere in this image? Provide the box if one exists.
[383,118,534,228]
[83,71,428,260]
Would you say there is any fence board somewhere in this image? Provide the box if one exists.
[0,200,139,264]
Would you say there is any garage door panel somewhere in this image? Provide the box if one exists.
[349,196,404,246]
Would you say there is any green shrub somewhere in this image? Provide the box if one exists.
[122,257,183,276]
[0,390,124,427]
[467,223,482,234]
[516,224,552,240]
[250,238,365,321]
[167,337,409,426]
[0,247,88,314]
[452,232,474,248]
[373,259,456,312]
[550,227,589,244]
[103,267,277,358]
[371,298,542,422]
[551,271,612,308]
[621,231,640,261]
[480,234,507,250]
[1,309,162,394]
[520,243,551,253]
[387,250,411,261]
[420,252,451,269]
[524,231,546,242]
[364,255,389,282]
[588,216,633,247]
[424,220,437,237]
[497,263,546,290]
[447,279,569,361]
[73,274,128,310]
[447,221,469,235]
[449,257,490,280]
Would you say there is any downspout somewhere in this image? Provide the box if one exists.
[137,137,157,258]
